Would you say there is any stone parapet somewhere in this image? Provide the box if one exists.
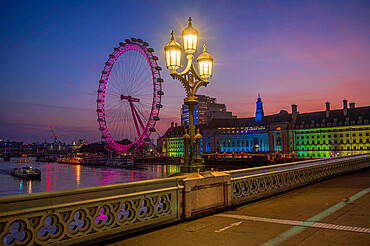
[0,154,369,245]
[181,171,231,219]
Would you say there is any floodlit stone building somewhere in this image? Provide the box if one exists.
[160,97,370,158]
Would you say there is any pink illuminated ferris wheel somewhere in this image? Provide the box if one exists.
[96,38,163,152]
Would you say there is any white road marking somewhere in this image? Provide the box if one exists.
[215,221,243,233]
[216,214,370,234]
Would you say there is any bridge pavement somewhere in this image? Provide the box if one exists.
[103,167,370,246]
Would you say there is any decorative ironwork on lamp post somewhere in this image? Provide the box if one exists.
[164,17,214,173]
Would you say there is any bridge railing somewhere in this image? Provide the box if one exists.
[1,154,369,245]
[0,177,182,245]
[228,154,370,206]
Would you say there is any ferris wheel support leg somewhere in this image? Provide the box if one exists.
[148,141,158,155]
[132,104,158,155]
[131,103,145,131]
[129,101,141,137]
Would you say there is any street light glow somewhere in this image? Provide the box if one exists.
[197,44,213,79]
[182,17,198,54]
[164,31,182,71]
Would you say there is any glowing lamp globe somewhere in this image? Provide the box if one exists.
[197,44,213,79]
[164,31,182,71]
[182,17,198,54]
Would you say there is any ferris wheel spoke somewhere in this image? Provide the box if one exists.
[138,102,151,117]
[105,91,121,98]
[116,104,129,141]
[130,80,152,96]
[138,100,154,108]
[111,58,124,95]
[131,71,150,94]
[119,60,130,94]
[105,100,122,113]
[111,65,127,95]
[116,57,131,94]
[127,51,137,85]
[131,77,151,93]
[129,69,152,91]
[121,58,136,95]
[106,103,124,138]
[133,91,153,97]
[131,87,153,98]
[105,103,121,116]
[110,71,122,94]
[120,103,133,141]
[136,67,152,83]
[115,104,130,141]
[125,54,148,94]
[131,52,142,82]
[136,103,151,123]
[108,75,124,96]
[133,63,151,86]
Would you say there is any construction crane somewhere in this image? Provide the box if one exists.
[49,125,57,143]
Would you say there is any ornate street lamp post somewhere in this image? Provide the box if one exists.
[164,17,214,173]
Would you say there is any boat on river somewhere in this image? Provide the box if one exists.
[11,167,41,179]
[57,156,83,164]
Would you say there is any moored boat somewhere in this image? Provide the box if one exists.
[11,167,41,179]
[57,156,83,164]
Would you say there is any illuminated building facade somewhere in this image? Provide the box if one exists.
[202,109,291,154]
[159,123,204,157]
[181,94,234,125]
[159,123,184,157]
[160,98,370,158]
[291,101,370,158]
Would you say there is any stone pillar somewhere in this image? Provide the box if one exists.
[181,171,231,219]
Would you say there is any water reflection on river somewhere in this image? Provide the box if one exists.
[0,157,180,197]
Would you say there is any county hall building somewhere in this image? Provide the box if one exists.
[159,96,370,158]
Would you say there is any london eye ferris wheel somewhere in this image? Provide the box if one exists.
[96,38,163,152]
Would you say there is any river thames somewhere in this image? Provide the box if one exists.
[0,157,180,197]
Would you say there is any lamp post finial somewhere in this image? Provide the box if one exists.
[188,17,192,26]
[171,30,175,40]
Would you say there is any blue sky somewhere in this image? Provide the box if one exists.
[0,0,369,143]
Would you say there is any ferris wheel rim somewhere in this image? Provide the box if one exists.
[96,39,163,152]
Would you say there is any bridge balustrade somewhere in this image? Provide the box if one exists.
[0,154,369,245]
[0,178,182,245]
[228,154,370,206]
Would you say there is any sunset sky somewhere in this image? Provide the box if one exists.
[0,0,369,143]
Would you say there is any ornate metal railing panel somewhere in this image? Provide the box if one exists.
[229,154,370,206]
[0,178,182,245]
